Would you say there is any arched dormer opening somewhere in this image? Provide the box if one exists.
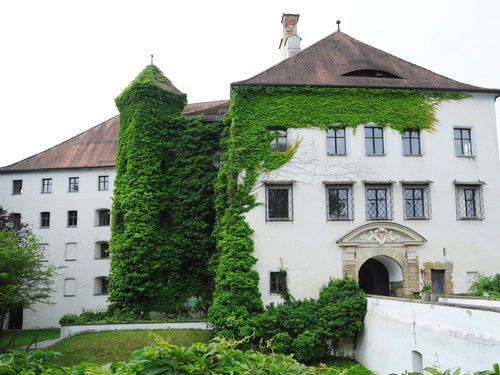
[343,69,401,79]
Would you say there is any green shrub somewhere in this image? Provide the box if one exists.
[0,350,66,374]
[58,313,79,325]
[238,278,367,362]
[468,273,500,298]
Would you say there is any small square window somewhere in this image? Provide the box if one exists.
[98,210,110,226]
[326,185,353,220]
[454,128,472,156]
[365,127,384,155]
[270,130,287,152]
[68,177,79,192]
[402,130,421,155]
[68,210,78,227]
[12,180,22,195]
[403,184,431,220]
[365,185,393,220]
[270,271,286,294]
[455,184,484,220]
[42,178,52,193]
[326,128,346,155]
[265,184,293,221]
[40,212,50,228]
[94,277,109,295]
[98,175,109,191]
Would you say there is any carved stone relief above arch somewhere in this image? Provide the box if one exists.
[337,222,426,297]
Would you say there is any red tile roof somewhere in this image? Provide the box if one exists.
[233,32,500,93]
[0,101,229,172]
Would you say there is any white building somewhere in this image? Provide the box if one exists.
[1,14,499,328]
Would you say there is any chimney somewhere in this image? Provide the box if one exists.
[279,13,301,60]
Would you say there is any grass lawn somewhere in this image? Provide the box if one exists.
[47,329,214,366]
[0,328,60,350]
[317,358,374,374]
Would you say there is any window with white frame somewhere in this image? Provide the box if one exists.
[402,130,421,155]
[265,184,293,221]
[403,184,431,220]
[270,130,287,152]
[455,183,484,220]
[365,184,393,220]
[98,175,109,191]
[42,178,52,193]
[67,210,78,227]
[454,128,472,156]
[326,128,346,155]
[325,184,353,220]
[364,127,384,155]
[68,177,79,192]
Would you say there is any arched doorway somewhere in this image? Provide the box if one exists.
[336,222,426,297]
[358,255,403,296]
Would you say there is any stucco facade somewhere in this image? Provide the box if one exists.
[246,94,500,306]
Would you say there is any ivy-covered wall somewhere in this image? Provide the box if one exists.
[108,65,220,314]
[209,85,466,334]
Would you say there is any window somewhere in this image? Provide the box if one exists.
[97,209,110,226]
[42,178,52,193]
[270,271,286,294]
[68,210,78,227]
[455,184,484,220]
[65,243,77,260]
[64,278,76,297]
[326,128,346,155]
[366,185,392,220]
[94,277,109,295]
[98,175,109,191]
[402,130,421,155]
[326,184,353,220]
[364,127,384,155]
[11,213,21,230]
[68,177,79,192]
[265,184,293,221]
[40,212,50,228]
[270,130,287,152]
[454,128,472,156]
[12,180,22,195]
[403,184,431,220]
[39,244,49,262]
[95,242,109,259]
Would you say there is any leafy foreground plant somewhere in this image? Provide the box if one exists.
[0,337,367,374]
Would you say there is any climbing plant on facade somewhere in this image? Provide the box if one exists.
[209,85,467,335]
[108,65,220,315]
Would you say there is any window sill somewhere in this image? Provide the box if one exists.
[366,217,392,221]
[41,192,52,194]
[403,154,423,157]
[94,293,109,296]
[327,153,347,157]
[67,226,78,228]
[266,219,293,222]
[64,295,75,297]
[11,193,22,196]
[68,191,79,193]
[405,217,430,221]
[98,189,109,192]
[458,217,483,221]
[327,218,353,221]
[95,225,110,227]
[366,154,385,157]
[39,227,50,229]
[456,155,475,159]
[65,259,77,262]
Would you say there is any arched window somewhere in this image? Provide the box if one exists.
[95,241,109,259]
[64,278,76,296]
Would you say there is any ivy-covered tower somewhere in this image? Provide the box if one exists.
[108,65,186,314]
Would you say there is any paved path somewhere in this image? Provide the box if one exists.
[18,337,62,350]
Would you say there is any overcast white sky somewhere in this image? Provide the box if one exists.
[1,0,499,167]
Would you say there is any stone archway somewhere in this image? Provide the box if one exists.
[337,222,426,297]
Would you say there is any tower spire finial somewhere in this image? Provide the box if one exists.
[151,54,154,65]
[336,20,341,32]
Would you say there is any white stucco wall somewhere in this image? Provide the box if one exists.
[0,167,115,328]
[245,93,500,305]
[356,297,500,373]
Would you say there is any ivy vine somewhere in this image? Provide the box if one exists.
[209,85,467,335]
[109,65,220,315]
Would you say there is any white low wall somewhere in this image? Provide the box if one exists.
[356,297,500,374]
[442,295,500,308]
[60,321,211,339]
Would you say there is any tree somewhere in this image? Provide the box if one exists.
[0,207,59,342]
